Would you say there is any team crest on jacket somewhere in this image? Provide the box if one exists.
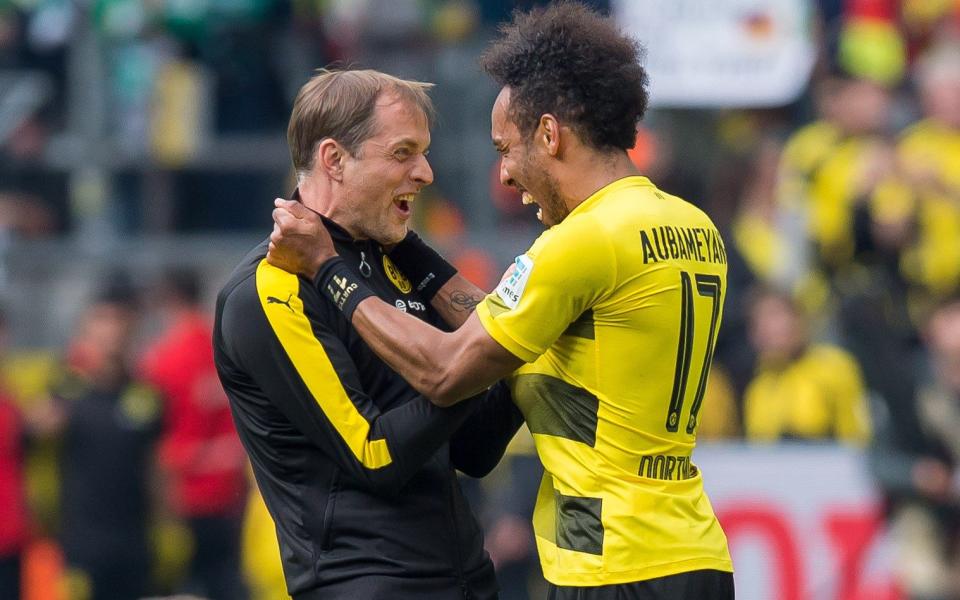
[382,255,413,293]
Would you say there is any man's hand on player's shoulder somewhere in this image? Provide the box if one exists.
[267,198,337,279]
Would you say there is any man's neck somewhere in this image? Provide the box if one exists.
[557,151,639,213]
[299,184,365,240]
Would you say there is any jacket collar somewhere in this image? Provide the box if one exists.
[291,197,372,248]
[319,213,355,244]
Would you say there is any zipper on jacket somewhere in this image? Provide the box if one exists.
[319,470,340,552]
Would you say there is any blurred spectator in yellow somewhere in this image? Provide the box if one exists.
[873,37,960,321]
[841,35,960,439]
[241,484,285,600]
[730,10,906,317]
[33,280,164,600]
[743,288,871,444]
[141,269,248,600]
[773,67,897,307]
[870,297,960,600]
[694,365,742,440]
[0,305,30,600]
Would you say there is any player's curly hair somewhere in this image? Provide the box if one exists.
[480,1,648,151]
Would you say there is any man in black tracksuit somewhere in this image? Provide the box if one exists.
[213,69,523,599]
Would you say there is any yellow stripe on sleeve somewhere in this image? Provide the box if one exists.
[255,260,392,469]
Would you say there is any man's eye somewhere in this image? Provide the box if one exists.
[395,148,411,160]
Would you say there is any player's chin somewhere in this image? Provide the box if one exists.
[538,209,556,227]
[384,223,408,245]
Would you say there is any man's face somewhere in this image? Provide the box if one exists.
[75,303,136,376]
[832,79,891,135]
[335,92,433,244]
[928,304,960,392]
[921,75,960,129]
[491,87,567,227]
[749,295,806,363]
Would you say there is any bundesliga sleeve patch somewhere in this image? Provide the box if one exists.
[496,255,533,309]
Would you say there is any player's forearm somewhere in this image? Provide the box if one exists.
[352,298,474,404]
[352,297,512,406]
[430,275,485,329]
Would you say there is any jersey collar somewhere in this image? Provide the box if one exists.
[568,175,653,220]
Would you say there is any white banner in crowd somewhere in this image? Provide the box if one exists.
[695,443,902,600]
[613,0,816,108]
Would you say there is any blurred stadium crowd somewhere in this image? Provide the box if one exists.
[2,0,960,599]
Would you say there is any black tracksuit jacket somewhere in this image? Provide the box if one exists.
[213,219,523,599]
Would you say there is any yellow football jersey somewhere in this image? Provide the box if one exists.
[477,176,733,587]
[743,344,871,445]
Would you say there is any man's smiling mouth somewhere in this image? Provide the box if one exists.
[393,193,415,216]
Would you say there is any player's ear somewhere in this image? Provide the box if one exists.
[538,114,561,157]
[317,139,346,182]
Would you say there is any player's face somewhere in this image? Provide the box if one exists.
[491,87,567,227]
[338,93,433,244]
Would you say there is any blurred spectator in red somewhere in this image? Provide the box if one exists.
[0,305,29,600]
[870,297,960,600]
[141,268,248,600]
[743,288,871,444]
[34,279,163,600]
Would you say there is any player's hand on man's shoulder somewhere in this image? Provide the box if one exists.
[267,198,337,279]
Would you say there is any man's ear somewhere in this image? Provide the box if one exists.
[317,139,346,182]
[537,114,561,157]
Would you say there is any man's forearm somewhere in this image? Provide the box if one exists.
[431,275,485,329]
[351,297,521,406]
[265,201,521,403]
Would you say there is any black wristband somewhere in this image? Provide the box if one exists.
[387,231,458,301]
[314,257,376,321]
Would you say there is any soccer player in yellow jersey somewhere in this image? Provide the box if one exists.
[266,2,734,598]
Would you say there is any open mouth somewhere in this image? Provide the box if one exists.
[393,193,415,217]
[519,189,543,222]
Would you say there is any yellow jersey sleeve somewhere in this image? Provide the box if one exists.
[476,215,616,363]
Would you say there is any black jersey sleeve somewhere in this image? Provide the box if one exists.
[450,380,525,478]
[217,261,479,497]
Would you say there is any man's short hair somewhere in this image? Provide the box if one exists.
[288,69,435,178]
[480,1,649,152]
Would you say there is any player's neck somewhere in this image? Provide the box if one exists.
[559,150,640,212]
